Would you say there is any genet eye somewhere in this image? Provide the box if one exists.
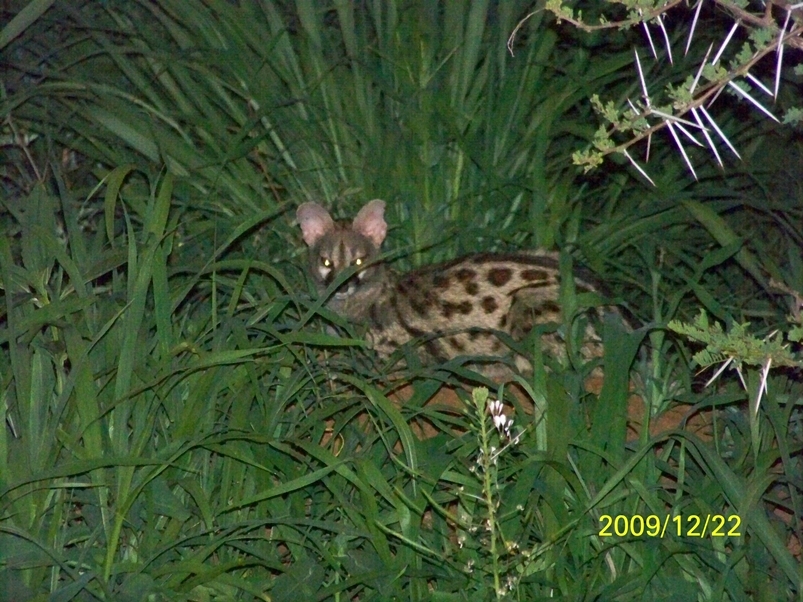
[353,258,363,267]
[321,257,331,267]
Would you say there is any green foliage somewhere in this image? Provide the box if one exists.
[1,0,801,600]
[668,310,800,371]
[541,1,803,178]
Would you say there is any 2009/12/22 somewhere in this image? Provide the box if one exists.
[598,514,741,538]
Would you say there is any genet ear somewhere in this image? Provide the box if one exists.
[297,202,335,247]
[352,199,387,247]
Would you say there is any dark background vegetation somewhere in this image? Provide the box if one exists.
[0,1,801,600]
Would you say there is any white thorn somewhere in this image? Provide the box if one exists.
[657,14,673,65]
[690,43,713,95]
[705,357,733,388]
[686,0,704,56]
[745,73,773,97]
[735,363,747,391]
[775,10,791,99]
[649,109,705,129]
[622,149,655,185]
[691,107,723,167]
[754,357,771,417]
[699,105,741,159]
[727,81,780,122]
[712,21,740,66]
[641,11,658,61]
[666,121,698,180]
[675,122,704,147]
[634,50,651,107]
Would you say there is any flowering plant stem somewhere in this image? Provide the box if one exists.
[473,387,504,599]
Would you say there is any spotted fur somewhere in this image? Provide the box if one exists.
[297,200,605,368]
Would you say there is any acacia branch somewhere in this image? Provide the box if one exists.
[579,22,803,169]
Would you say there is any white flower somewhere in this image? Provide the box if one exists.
[488,398,514,437]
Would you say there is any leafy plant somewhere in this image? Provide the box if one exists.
[539,0,803,180]
[1,0,801,600]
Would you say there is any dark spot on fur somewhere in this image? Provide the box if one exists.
[464,281,479,295]
[491,340,503,352]
[455,268,476,282]
[542,300,561,315]
[398,275,420,295]
[448,337,465,352]
[408,289,434,317]
[521,269,549,282]
[402,322,427,338]
[433,274,450,289]
[411,297,429,317]
[481,296,498,314]
[531,300,562,321]
[487,268,512,286]
[425,341,447,361]
[498,315,507,328]
[441,302,456,319]
[441,300,474,318]
[468,329,480,340]
[522,280,557,289]
[369,304,384,330]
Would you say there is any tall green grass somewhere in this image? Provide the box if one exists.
[1,1,801,599]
